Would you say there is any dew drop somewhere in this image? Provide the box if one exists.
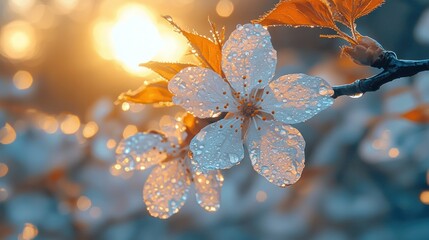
[349,93,364,99]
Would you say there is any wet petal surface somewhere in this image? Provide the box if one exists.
[261,74,334,124]
[190,117,244,172]
[115,133,167,171]
[245,119,305,187]
[169,67,235,118]
[193,170,224,212]
[143,157,191,219]
[222,24,277,95]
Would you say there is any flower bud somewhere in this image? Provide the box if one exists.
[343,36,384,66]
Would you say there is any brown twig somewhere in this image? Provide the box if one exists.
[332,51,429,98]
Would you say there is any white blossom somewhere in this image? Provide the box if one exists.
[115,116,223,219]
[169,24,334,187]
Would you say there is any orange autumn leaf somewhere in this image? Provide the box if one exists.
[140,61,196,81]
[116,81,173,104]
[331,0,385,26]
[254,0,337,29]
[401,104,429,123]
[183,32,222,74]
[164,16,222,75]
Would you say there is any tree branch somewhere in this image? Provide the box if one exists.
[332,51,429,98]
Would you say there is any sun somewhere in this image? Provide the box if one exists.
[93,3,165,76]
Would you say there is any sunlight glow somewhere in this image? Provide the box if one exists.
[8,0,36,14]
[93,4,160,76]
[92,3,187,76]
[0,21,36,60]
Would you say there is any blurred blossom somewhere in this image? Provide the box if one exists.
[382,85,417,114]
[0,187,9,202]
[414,72,429,103]
[415,8,429,44]
[6,193,52,225]
[360,119,418,163]
[0,21,37,60]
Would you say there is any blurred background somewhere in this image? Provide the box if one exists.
[1,0,429,239]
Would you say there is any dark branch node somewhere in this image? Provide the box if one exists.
[332,51,429,99]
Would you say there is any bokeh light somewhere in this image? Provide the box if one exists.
[106,139,117,149]
[420,191,429,205]
[0,188,8,202]
[0,163,9,178]
[0,123,17,145]
[121,102,130,111]
[89,206,102,218]
[0,21,37,60]
[82,121,99,138]
[20,223,38,240]
[60,115,81,135]
[13,71,33,90]
[388,147,400,158]
[216,0,234,18]
[77,195,92,211]
[256,190,267,202]
[123,125,138,139]
[38,115,59,134]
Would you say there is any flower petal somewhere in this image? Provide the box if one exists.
[143,158,191,219]
[169,67,236,118]
[245,119,305,187]
[222,24,277,95]
[261,74,334,124]
[159,115,187,145]
[115,133,168,171]
[193,170,224,212]
[190,117,244,172]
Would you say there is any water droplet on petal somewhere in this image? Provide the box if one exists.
[350,93,364,99]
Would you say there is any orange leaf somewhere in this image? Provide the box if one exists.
[254,0,337,29]
[401,104,429,123]
[331,0,384,26]
[116,81,173,104]
[140,61,196,81]
[164,16,222,75]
